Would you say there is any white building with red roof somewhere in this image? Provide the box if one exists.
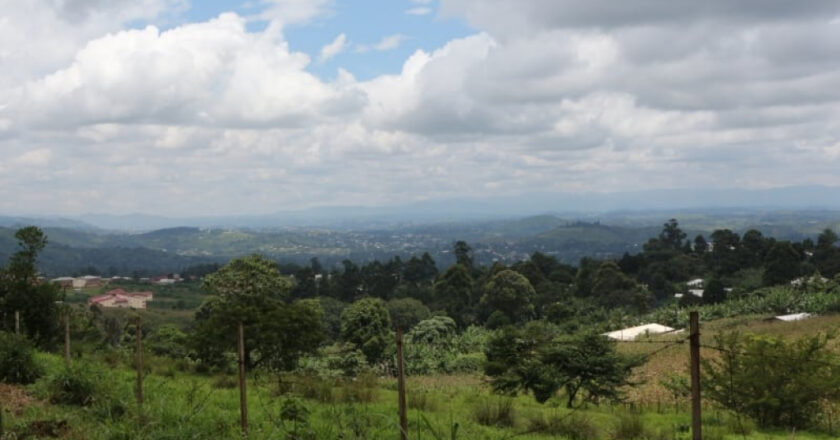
[88,289,154,309]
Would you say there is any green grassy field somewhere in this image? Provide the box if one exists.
[4,313,840,439]
[2,351,838,438]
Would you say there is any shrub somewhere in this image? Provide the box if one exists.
[407,390,437,411]
[612,413,645,440]
[338,373,378,403]
[450,352,485,373]
[526,412,599,439]
[286,375,336,403]
[211,374,237,389]
[552,413,599,440]
[703,332,840,429]
[47,365,99,406]
[472,396,516,427]
[0,332,42,384]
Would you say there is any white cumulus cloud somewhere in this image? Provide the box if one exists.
[319,33,347,62]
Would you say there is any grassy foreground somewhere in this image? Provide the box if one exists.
[1,350,837,440]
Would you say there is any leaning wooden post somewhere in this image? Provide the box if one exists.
[135,317,144,408]
[689,311,702,440]
[238,322,248,436]
[396,327,408,440]
[64,310,71,366]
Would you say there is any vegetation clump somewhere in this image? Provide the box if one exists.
[703,331,840,430]
[0,332,42,384]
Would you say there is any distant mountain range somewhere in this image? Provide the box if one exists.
[4,185,839,231]
[2,206,840,277]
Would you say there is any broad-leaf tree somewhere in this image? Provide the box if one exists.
[0,226,61,347]
[190,254,324,371]
[340,297,392,364]
[485,323,640,407]
[480,269,536,323]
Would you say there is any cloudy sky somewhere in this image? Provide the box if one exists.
[2,0,840,216]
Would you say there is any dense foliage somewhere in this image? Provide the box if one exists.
[704,332,840,429]
[0,331,42,384]
[0,226,62,346]
[485,323,640,406]
[189,255,325,371]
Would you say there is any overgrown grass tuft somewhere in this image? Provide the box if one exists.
[612,412,645,440]
[471,396,516,427]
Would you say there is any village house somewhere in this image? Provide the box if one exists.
[88,289,154,309]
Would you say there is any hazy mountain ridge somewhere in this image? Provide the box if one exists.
[18,185,836,231]
[3,208,840,276]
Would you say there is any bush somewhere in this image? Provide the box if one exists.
[529,412,599,440]
[703,331,840,429]
[552,413,599,440]
[337,373,378,403]
[472,396,516,427]
[407,390,437,411]
[0,332,42,384]
[47,365,100,406]
[291,376,335,403]
[612,413,645,440]
[297,343,370,377]
[450,352,485,373]
[211,375,238,389]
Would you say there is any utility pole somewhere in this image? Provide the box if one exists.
[238,322,248,436]
[396,327,408,440]
[689,311,702,440]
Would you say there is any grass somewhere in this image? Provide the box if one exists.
[2,355,837,439]
[4,314,840,438]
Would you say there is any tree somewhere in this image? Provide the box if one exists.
[659,219,687,250]
[407,315,457,344]
[291,267,317,299]
[190,255,324,371]
[703,278,727,304]
[361,260,399,299]
[403,253,438,284]
[693,235,708,254]
[591,261,651,312]
[386,297,430,331]
[0,226,61,346]
[762,241,802,286]
[710,229,741,276]
[485,323,640,407]
[336,260,362,302]
[703,332,840,429]
[817,228,838,249]
[814,229,840,277]
[340,297,392,364]
[453,241,473,271]
[480,269,536,323]
[432,264,473,326]
[740,229,768,268]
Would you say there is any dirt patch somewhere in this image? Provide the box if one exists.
[0,383,38,415]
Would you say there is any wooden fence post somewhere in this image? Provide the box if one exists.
[238,322,248,436]
[14,310,20,334]
[64,311,71,366]
[396,327,408,440]
[690,311,702,440]
[136,317,144,408]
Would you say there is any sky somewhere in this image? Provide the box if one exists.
[1,0,840,217]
